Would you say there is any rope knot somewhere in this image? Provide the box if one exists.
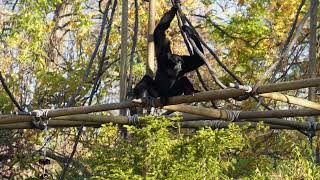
[128,114,139,125]
[228,83,252,93]
[228,83,253,101]
[31,109,50,130]
[211,120,223,129]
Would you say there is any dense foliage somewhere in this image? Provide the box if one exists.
[78,117,320,179]
[0,0,319,178]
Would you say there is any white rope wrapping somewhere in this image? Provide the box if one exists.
[128,114,140,125]
[225,110,241,122]
[211,120,224,128]
[307,120,318,131]
[31,109,51,130]
[33,109,50,118]
[228,83,252,93]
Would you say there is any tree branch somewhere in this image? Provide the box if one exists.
[0,72,23,111]
[67,0,111,107]
[88,0,117,105]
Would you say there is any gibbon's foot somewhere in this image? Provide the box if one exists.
[162,110,174,116]
[195,89,201,93]
[160,96,169,106]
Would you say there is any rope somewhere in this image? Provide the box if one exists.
[128,114,140,125]
[40,120,50,178]
[34,109,50,118]
[305,119,317,150]
[225,110,241,122]
[211,120,223,128]
[307,120,317,133]
[228,83,253,101]
[31,109,50,130]
[228,83,252,93]
[35,112,51,179]
[173,1,272,110]
[172,2,232,90]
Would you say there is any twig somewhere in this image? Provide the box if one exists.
[0,72,23,111]
[88,0,117,105]
[59,127,83,179]
[253,0,308,90]
[67,1,111,107]
[196,70,217,108]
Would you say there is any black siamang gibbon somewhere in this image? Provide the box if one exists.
[132,6,204,108]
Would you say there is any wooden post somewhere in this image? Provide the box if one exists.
[308,0,318,101]
[146,0,155,77]
[120,0,129,115]
[0,114,319,130]
[308,0,319,163]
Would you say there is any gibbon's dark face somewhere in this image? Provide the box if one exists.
[167,53,184,72]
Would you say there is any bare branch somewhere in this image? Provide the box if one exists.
[0,72,23,111]
[67,0,112,107]
[88,0,117,105]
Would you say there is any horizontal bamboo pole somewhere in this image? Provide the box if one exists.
[0,120,101,129]
[0,113,317,131]
[132,77,320,107]
[0,77,318,124]
[54,115,129,124]
[0,119,295,130]
[259,92,320,110]
[0,102,135,124]
[255,78,320,94]
[239,108,320,119]
[162,104,320,127]
[54,114,312,130]
[181,113,314,130]
[179,120,290,129]
[163,105,229,120]
[0,108,318,130]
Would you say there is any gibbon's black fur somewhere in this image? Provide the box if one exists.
[132,6,204,106]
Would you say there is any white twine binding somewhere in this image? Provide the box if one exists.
[225,110,241,122]
[32,109,50,130]
[128,114,139,125]
[228,83,252,93]
[211,121,223,128]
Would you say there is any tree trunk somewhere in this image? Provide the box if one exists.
[146,0,155,77]
[119,0,128,115]
[308,0,319,164]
